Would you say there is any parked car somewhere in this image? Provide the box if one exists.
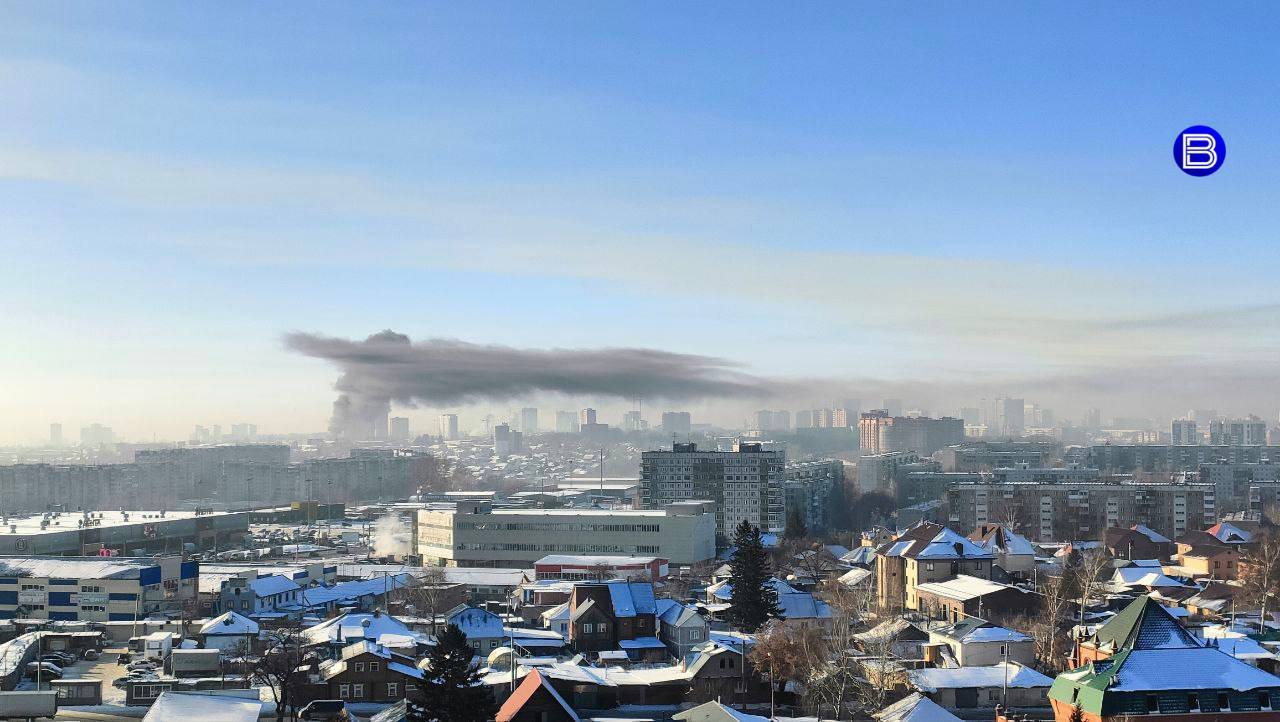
[83,649,101,661]
[42,651,77,666]
[26,661,62,679]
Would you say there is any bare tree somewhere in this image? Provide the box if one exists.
[663,560,716,601]
[1241,530,1280,634]
[587,560,615,581]
[750,621,821,717]
[1070,547,1112,626]
[806,584,903,720]
[402,565,451,636]
[250,624,323,722]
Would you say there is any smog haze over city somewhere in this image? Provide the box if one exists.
[2,4,1279,444]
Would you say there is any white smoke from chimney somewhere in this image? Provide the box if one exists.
[371,513,410,559]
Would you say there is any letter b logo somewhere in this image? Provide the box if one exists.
[1174,125,1225,176]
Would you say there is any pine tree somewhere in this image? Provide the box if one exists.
[415,623,496,722]
[725,519,783,633]
[784,509,808,540]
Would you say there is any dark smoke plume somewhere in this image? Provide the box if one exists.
[285,330,775,438]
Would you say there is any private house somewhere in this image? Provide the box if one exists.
[914,575,1038,623]
[301,611,431,658]
[875,524,995,611]
[1052,594,1280,722]
[927,619,1035,667]
[656,598,708,659]
[218,572,302,616]
[496,669,579,722]
[448,606,505,656]
[969,525,1036,578]
[855,617,933,659]
[874,692,964,722]
[541,602,570,637]
[567,581,665,662]
[1176,531,1242,580]
[1108,560,1192,594]
[1104,525,1173,561]
[198,610,259,652]
[673,700,769,722]
[909,662,1053,709]
[317,640,424,704]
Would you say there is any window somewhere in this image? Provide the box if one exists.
[352,684,364,698]
[369,662,380,672]
[1218,693,1230,710]
[354,662,365,672]
[925,562,935,572]
[1260,692,1271,709]
[1147,695,1159,712]
[387,682,398,697]
[339,685,350,699]
[689,630,701,640]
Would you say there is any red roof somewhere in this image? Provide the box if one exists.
[495,668,579,722]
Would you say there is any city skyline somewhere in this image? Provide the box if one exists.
[4,4,1280,442]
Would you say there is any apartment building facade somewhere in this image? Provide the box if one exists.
[640,442,784,540]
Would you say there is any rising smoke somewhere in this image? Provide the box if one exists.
[285,330,778,438]
[371,513,411,559]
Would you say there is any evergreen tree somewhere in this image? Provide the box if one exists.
[415,623,496,722]
[784,509,808,540]
[725,519,783,633]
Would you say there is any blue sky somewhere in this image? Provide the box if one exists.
[2,3,1279,441]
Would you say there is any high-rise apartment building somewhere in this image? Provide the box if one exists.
[493,423,522,457]
[389,417,410,442]
[640,442,784,541]
[660,411,692,435]
[795,410,814,429]
[1209,417,1267,446]
[996,397,1025,437]
[754,410,791,432]
[858,411,964,456]
[882,398,903,417]
[1171,418,1199,445]
[622,410,645,432]
[49,423,62,446]
[438,414,459,441]
[555,410,579,434]
[579,408,597,426]
[519,407,539,434]
[80,423,115,447]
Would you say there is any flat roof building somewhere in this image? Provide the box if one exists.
[0,555,197,621]
[0,509,249,556]
[414,501,716,567]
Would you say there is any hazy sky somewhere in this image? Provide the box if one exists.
[3,3,1280,443]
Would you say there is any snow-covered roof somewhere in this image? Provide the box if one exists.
[279,574,413,610]
[536,555,658,567]
[933,619,1031,644]
[0,557,158,580]
[605,581,657,617]
[974,527,1036,557]
[302,612,425,646]
[778,592,833,619]
[449,607,505,639]
[541,602,570,623]
[1133,524,1171,543]
[839,567,872,587]
[914,528,994,560]
[618,636,666,649]
[841,547,877,565]
[909,663,1052,692]
[656,598,702,626]
[199,611,260,636]
[874,692,963,722]
[674,700,770,722]
[914,575,1021,602]
[248,575,301,598]
[1104,647,1280,691]
[707,577,797,601]
[143,692,262,722]
[1110,567,1191,590]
